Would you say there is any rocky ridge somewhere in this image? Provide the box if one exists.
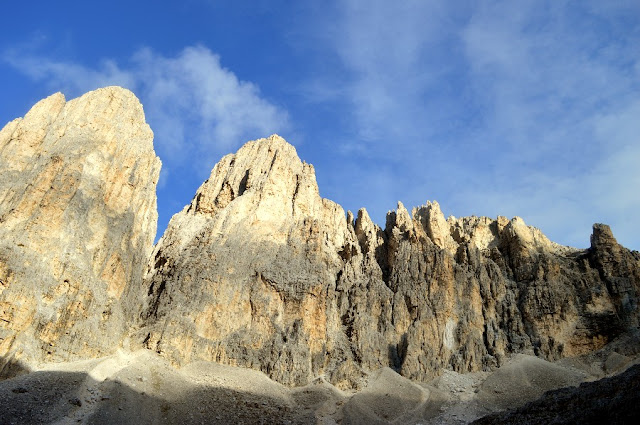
[138,135,640,388]
[0,88,639,424]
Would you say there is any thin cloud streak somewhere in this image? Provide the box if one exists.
[301,0,640,249]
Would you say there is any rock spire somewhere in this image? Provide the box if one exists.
[0,87,161,375]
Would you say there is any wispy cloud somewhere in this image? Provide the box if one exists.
[326,1,462,154]
[457,0,640,247]
[3,45,290,176]
[301,0,640,248]
[3,44,291,239]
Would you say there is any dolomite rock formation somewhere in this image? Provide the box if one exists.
[0,87,161,376]
[138,136,351,386]
[139,135,640,388]
[2,90,639,424]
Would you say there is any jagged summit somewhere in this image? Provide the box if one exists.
[0,89,638,423]
[184,133,327,223]
[138,134,639,388]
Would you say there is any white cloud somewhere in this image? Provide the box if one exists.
[302,0,640,248]
[3,45,290,176]
[131,46,289,166]
[457,1,640,247]
[307,1,457,155]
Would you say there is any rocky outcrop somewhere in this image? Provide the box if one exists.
[0,87,161,375]
[138,135,640,388]
[137,136,350,386]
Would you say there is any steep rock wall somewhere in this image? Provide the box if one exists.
[0,87,161,375]
[138,135,639,387]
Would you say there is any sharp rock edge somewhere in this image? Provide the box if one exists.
[0,87,161,376]
[1,89,639,400]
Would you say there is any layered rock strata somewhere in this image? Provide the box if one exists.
[0,87,161,375]
[139,135,640,387]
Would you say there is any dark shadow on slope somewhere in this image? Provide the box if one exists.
[90,378,314,425]
[0,368,88,425]
[4,355,639,425]
[472,364,640,425]
[0,367,316,425]
[0,354,29,381]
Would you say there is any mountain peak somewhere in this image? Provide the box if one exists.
[0,87,160,371]
[1,89,639,416]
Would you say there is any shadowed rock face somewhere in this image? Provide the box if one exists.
[137,135,640,388]
[0,87,161,375]
[1,88,638,394]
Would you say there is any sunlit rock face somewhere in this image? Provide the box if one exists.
[138,135,640,388]
[137,135,352,386]
[1,88,638,389]
[0,87,161,375]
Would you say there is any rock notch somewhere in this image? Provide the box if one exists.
[138,135,640,388]
[0,87,161,376]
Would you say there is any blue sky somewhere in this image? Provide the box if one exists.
[1,1,638,250]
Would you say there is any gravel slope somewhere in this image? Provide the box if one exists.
[0,349,637,425]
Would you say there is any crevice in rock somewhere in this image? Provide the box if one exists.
[145,280,166,320]
[238,169,250,196]
[375,229,391,286]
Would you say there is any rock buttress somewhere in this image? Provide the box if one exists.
[138,135,639,388]
[0,87,161,375]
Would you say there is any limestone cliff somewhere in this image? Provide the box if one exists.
[0,87,161,375]
[138,135,640,388]
[137,136,350,386]
[1,88,638,392]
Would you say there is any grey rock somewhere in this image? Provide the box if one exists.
[137,135,640,388]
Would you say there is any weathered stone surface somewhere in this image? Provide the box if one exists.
[0,87,161,375]
[137,135,350,386]
[138,135,640,388]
